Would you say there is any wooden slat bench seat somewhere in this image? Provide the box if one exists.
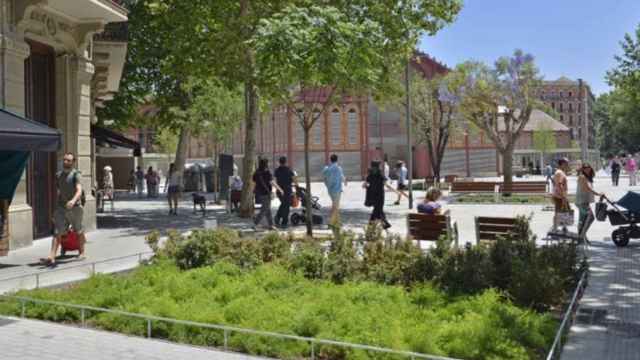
[407,210,458,248]
[475,216,518,244]
[499,181,547,194]
[450,181,498,193]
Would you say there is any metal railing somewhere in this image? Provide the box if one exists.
[545,269,588,360]
[0,251,153,290]
[1,294,460,360]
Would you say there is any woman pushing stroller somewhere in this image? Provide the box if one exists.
[576,162,606,242]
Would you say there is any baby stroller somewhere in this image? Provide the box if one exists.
[596,191,640,247]
[290,185,322,226]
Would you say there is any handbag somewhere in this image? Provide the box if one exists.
[595,201,608,221]
[557,200,575,226]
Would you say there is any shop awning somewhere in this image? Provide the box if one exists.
[0,108,61,200]
[91,124,142,156]
[0,108,61,152]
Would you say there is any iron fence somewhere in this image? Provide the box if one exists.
[0,294,460,360]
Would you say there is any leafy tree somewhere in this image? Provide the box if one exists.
[254,2,462,234]
[459,50,544,188]
[401,66,465,182]
[606,24,640,102]
[532,120,556,167]
[154,127,178,163]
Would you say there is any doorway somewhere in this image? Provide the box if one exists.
[25,40,56,239]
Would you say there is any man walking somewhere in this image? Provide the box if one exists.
[322,154,347,228]
[274,156,297,228]
[43,152,86,266]
[551,158,570,232]
[135,166,145,197]
[394,161,408,205]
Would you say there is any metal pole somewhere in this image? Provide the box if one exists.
[224,329,228,350]
[464,131,470,178]
[147,319,152,338]
[405,59,413,209]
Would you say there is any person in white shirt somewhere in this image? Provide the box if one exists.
[394,161,408,205]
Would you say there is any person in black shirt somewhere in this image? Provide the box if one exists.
[274,156,297,228]
[252,158,283,230]
[363,161,391,230]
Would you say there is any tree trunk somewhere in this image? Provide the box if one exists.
[174,126,191,184]
[239,81,258,217]
[502,146,514,193]
[303,127,313,236]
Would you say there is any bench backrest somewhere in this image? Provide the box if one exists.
[499,181,547,193]
[451,181,498,193]
[475,216,518,244]
[407,212,451,242]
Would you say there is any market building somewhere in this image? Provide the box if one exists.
[1,0,128,251]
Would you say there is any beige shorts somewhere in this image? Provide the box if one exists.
[54,206,84,236]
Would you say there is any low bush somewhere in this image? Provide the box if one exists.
[145,219,582,311]
[0,261,556,360]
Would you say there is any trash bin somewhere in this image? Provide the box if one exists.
[202,163,215,193]
[183,163,202,192]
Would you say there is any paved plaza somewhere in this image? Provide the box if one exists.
[0,175,639,359]
[0,316,267,360]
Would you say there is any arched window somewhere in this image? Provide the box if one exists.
[347,109,359,145]
[312,111,323,145]
[569,116,573,126]
[559,103,564,112]
[330,109,342,145]
[568,103,573,112]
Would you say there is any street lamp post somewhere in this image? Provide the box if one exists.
[405,60,413,209]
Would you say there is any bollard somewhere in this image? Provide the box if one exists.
[311,342,315,360]
[147,319,151,338]
[35,274,39,289]
[81,308,85,327]
[138,253,142,263]
[21,300,25,318]
[92,263,96,275]
[223,329,228,350]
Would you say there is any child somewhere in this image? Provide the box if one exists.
[417,187,442,215]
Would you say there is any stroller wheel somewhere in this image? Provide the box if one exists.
[612,228,630,247]
[291,213,300,226]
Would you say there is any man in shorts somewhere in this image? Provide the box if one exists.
[322,154,347,228]
[43,152,86,266]
[394,161,408,205]
[552,157,570,232]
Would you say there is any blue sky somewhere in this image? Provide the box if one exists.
[419,0,640,95]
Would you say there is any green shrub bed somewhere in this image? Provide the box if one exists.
[451,194,576,204]
[2,261,555,360]
[0,222,583,359]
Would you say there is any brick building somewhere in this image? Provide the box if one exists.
[236,52,450,179]
[536,77,596,149]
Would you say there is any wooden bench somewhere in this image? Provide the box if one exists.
[450,181,499,193]
[475,216,518,244]
[407,210,458,248]
[498,181,548,194]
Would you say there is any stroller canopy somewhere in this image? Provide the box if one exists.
[615,191,640,213]
[0,108,61,200]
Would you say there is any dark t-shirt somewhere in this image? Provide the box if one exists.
[253,169,273,196]
[274,166,295,194]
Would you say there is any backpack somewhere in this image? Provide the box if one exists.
[57,170,86,207]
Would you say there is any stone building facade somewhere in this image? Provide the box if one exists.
[2,0,127,251]
[536,77,595,148]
